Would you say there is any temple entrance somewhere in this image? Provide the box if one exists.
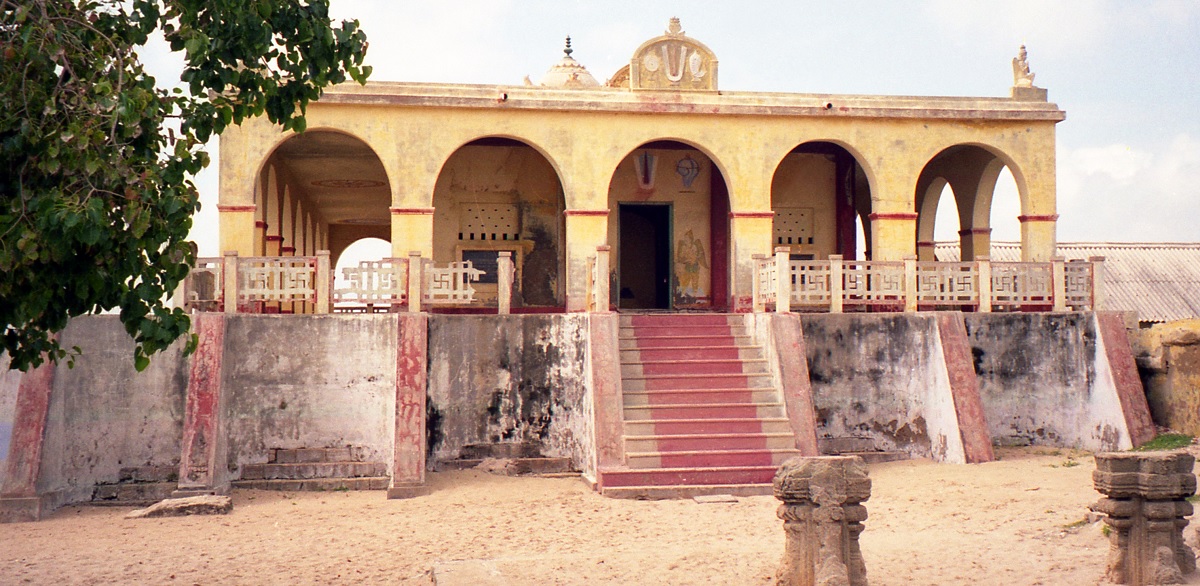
[618,203,672,310]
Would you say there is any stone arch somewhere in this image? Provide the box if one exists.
[770,140,875,261]
[606,138,731,310]
[431,136,567,308]
[915,143,1026,261]
[255,129,392,263]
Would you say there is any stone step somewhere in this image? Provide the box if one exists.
[623,388,780,405]
[620,325,748,338]
[841,451,909,464]
[117,465,178,484]
[434,457,573,475]
[622,314,742,327]
[599,465,778,488]
[458,442,544,460]
[232,477,390,491]
[626,448,800,469]
[623,417,794,436]
[624,432,796,453]
[620,358,770,376]
[623,402,787,420]
[620,335,753,349]
[818,437,878,454]
[270,447,356,464]
[622,372,774,391]
[601,483,774,499]
[91,482,177,506]
[240,461,387,480]
[621,345,763,362]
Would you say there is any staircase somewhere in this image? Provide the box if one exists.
[232,447,389,491]
[599,314,800,498]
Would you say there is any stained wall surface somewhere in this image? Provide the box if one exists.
[964,312,1132,451]
[220,315,398,483]
[798,313,965,462]
[34,317,188,504]
[426,315,593,471]
[0,354,21,488]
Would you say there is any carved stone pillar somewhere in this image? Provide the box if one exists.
[773,456,871,586]
[1092,452,1197,585]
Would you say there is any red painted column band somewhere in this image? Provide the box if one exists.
[176,312,226,492]
[1096,312,1156,447]
[935,312,994,464]
[389,313,429,498]
[0,359,57,497]
[771,314,820,456]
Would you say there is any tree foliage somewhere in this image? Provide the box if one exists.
[0,0,370,371]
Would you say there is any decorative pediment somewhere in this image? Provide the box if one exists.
[629,18,718,92]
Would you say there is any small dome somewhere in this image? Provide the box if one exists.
[539,36,600,89]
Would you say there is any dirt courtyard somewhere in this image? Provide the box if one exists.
[4,447,1200,585]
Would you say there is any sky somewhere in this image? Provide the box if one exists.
[161,1,1200,256]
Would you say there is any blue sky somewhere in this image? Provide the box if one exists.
[166,1,1200,255]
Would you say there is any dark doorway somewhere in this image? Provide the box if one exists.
[619,204,672,310]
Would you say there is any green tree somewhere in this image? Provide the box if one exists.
[0,0,370,371]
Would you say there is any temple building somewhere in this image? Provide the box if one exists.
[217,18,1064,312]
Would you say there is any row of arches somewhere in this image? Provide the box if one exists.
[251,129,1028,311]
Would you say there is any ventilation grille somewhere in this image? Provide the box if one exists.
[774,207,814,245]
[459,204,519,241]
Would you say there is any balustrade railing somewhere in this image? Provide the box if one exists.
[183,250,514,314]
[753,252,1103,314]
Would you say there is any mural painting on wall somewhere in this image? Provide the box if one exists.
[634,151,657,199]
[675,228,709,305]
[676,155,700,189]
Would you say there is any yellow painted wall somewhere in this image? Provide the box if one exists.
[218,84,1062,310]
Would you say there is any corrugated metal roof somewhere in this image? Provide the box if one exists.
[935,242,1200,323]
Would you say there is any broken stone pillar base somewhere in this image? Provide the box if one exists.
[1092,451,1197,585]
[773,455,871,586]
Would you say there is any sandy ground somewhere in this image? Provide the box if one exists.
[4,447,1200,585]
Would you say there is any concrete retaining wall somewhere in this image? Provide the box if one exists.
[964,312,1132,451]
[220,315,398,482]
[426,315,592,470]
[0,355,21,488]
[36,317,188,504]
[798,314,966,462]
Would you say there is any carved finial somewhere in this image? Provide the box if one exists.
[667,17,683,36]
[564,35,573,57]
[1012,44,1036,88]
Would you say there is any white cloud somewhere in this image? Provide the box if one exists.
[1057,134,1200,241]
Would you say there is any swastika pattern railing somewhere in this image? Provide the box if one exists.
[423,260,483,304]
[990,262,1053,307]
[333,259,408,310]
[753,255,1101,314]
[240,257,317,303]
[915,262,978,306]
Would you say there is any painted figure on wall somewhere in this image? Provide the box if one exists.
[675,228,708,301]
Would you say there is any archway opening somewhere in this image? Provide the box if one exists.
[606,140,730,311]
[431,137,566,309]
[771,142,869,261]
[257,130,391,263]
[915,144,1022,262]
[333,237,392,288]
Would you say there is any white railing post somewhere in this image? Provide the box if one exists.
[585,256,596,311]
[222,250,239,314]
[752,254,767,313]
[976,256,992,313]
[1052,256,1067,311]
[407,251,423,313]
[315,250,331,314]
[903,255,918,312]
[498,251,513,315]
[775,247,791,313]
[829,254,844,314]
[595,245,611,313]
[1090,256,1106,311]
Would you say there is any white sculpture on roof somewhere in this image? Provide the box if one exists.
[1012,45,1036,88]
